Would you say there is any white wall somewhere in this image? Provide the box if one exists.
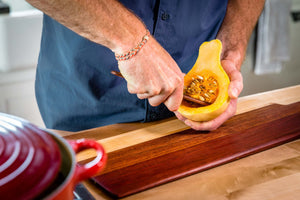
[240,0,300,96]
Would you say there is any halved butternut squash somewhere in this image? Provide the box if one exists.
[178,39,230,121]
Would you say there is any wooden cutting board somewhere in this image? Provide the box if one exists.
[90,102,300,198]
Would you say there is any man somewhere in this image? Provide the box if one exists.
[26,0,265,131]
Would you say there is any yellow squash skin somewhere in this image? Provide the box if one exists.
[178,39,230,122]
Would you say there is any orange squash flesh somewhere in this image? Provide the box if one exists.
[178,39,230,122]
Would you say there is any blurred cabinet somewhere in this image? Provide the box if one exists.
[0,10,43,72]
[0,68,44,127]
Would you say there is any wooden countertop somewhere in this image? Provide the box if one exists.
[57,85,300,200]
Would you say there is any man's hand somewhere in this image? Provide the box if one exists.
[174,53,243,131]
[118,36,184,112]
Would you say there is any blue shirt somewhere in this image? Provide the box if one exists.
[36,0,228,131]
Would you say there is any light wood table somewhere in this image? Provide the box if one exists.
[57,85,300,200]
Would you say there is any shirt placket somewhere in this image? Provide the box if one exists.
[145,0,178,122]
[152,0,178,54]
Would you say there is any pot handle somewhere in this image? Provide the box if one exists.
[68,139,107,183]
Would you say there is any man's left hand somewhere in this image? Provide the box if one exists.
[174,56,243,131]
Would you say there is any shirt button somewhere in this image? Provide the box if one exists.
[161,12,170,21]
[149,112,158,121]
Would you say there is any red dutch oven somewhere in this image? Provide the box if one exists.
[0,113,107,200]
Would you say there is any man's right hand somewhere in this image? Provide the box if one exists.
[117,35,184,112]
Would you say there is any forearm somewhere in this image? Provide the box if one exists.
[26,0,146,54]
[217,0,265,70]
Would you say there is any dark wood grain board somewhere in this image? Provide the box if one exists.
[91,102,300,198]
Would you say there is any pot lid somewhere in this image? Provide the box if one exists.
[0,113,61,199]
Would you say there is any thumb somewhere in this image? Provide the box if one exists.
[221,60,243,99]
[228,70,243,99]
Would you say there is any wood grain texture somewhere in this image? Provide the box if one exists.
[91,102,300,198]
[57,86,300,163]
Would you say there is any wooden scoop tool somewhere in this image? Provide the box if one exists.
[111,70,210,106]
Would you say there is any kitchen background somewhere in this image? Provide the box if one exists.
[0,0,300,128]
